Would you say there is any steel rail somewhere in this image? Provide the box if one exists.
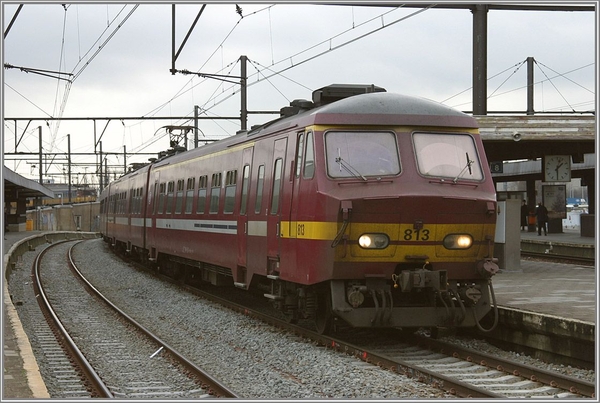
[32,240,114,398]
[409,334,596,398]
[146,269,502,398]
[67,241,239,399]
[118,250,594,399]
[521,251,595,266]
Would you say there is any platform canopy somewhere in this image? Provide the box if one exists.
[3,165,54,200]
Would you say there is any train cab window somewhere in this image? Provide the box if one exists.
[413,132,483,181]
[185,178,195,214]
[255,165,265,214]
[270,158,283,215]
[175,179,184,214]
[325,131,400,179]
[240,165,250,215]
[166,181,175,214]
[304,131,315,179]
[224,170,237,214]
[197,175,208,214]
[210,173,222,214]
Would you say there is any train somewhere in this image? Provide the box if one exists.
[99,84,500,334]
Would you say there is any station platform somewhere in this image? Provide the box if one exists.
[519,227,595,260]
[2,230,597,398]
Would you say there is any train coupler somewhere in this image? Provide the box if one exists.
[392,269,448,292]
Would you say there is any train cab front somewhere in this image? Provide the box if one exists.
[324,202,500,332]
[316,126,500,333]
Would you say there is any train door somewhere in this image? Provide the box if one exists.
[286,131,314,283]
[267,138,287,274]
[282,132,305,277]
[147,170,160,260]
[289,132,304,226]
[237,147,253,270]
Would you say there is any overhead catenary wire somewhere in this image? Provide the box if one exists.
[126,4,440,160]
[49,5,71,152]
[70,4,139,82]
[4,82,53,118]
[183,5,435,119]
[144,5,274,119]
[448,60,595,110]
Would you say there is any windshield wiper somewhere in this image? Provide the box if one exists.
[336,149,367,181]
[453,152,474,183]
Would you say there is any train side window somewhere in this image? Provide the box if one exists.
[133,188,137,215]
[139,187,144,214]
[129,189,134,215]
[135,188,141,214]
[132,188,137,215]
[255,165,265,214]
[175,179,184,214]
[154,183,165,214]
[166,181,175,214]
[120,192,126,214]
[185,178,195,214]
[271,158,283,215]
[240,165,250,215]
[210,173,222,214]
[224,170,237,214]
[304,131,314,179]
[197,175,207,214]
[295,133,305,178]
[157,182,166,214]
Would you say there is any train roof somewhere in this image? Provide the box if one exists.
[123,84,478,176]
[247,85,478,137]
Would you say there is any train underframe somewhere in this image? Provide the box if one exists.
[109,237,498,334]
[265,269,497,334]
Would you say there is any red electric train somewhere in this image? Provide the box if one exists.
[99,84,499,334]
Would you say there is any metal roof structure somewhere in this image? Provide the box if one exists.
[3,165,54,200]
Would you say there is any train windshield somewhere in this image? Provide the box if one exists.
[413,132,483,181]
[325,131,400,179]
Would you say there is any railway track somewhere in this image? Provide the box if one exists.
[520,251,595,266]
[142,260,594,399]
[32,240,238,398]
[26,237,592,399]
[338,330,595,398]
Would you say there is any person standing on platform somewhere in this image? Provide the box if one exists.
[521,200,528,231]
[535,202,548,236]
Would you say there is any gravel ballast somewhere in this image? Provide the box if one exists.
[8,238,595,398]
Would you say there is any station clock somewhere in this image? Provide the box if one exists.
[543,155,571,182]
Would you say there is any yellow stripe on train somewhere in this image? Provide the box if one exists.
[279,221,496,262]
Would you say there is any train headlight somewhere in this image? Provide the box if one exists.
[443,234,473,249]
[358,233,389,249]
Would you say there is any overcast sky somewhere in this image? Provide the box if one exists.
[2,2,596,184]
